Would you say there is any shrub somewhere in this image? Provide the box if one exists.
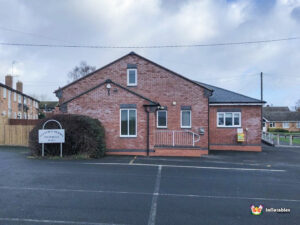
[268,128,289,133]
[29,114,106,158]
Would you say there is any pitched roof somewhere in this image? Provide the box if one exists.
[194,81,265,104]
[263,106,290,112]
[263,111,300,122]
[54,52,213,93]
[39,101,58,109]
[0,82,39,102]
[61,79,158,106]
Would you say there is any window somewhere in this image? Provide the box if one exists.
[3,88,6,98]
[18,94,22,103]
[283,122,289,128]
[297,122,300,128]
[14,92,16,102]
[120,109,137,137]
[24,97,27,105]
[269,122,275,128]
[157,110,167,128]
[127,69,137,86]
[17,112,21,119]
[181,110,191,128]
[13,112,16,119]
[217,112,241,127]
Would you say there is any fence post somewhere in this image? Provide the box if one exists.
[277,134,280,146]
[290,135,293,146]
[193,133,195,146]
[172,131,175,147]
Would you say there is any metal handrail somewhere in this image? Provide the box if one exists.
[155,130,200,147]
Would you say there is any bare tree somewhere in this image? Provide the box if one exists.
[68,61,96,82]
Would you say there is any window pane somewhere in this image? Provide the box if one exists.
[182,111,191,127]
[234,113,240,126]
[129,110,136,135]
[218,113,224,126]
[158,111,167,127]
[225,113,233,126]
[121,110,128,135]
[129,70,136,84]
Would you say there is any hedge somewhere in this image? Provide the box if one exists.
[29,114,106,158]
[268,128,289,133]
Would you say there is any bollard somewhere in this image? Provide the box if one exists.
[290,135,293,146]
[277,134,280,146]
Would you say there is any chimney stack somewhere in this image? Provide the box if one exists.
[16,81,23,93]
[5,75,13,88]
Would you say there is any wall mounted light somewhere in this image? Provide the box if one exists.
[106,83,111,96]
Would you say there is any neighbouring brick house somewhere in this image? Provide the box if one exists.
[0,75,39,120]
[263,106,300,132]
[54,52,264,157]
[39,101,59,118]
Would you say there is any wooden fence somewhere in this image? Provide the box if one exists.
[0,118,37,147]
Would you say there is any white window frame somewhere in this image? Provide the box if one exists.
[282,122,289,128]
[127,69,137,86]
[3,88,6,98]
[120,109,137,137]
[297,122,300,128]
[181,110,192,128]
[157,110,167,128]
[217,112,241,127]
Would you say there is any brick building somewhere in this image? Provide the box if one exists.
[263,106,300,132]
[0,75,39,120]
[54,52,264,157]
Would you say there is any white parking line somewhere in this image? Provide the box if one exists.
[82,162,286,172]
[148,165,162,225]
[1,186,299,203]
[161,193,300,202]
[0,217,125,225]
[0,186,151,196]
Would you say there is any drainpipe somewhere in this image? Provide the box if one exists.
[143,103,160,156]
[144,106,150,156]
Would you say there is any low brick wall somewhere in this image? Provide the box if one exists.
[151,148,208,157]
[209,144,262,152]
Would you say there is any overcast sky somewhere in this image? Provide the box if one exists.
[0,0,299,108]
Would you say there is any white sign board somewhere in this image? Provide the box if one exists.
[39,129,65,144]
[237,128,243,134]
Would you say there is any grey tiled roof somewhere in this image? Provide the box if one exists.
[194,81,264,104]
[263,111,300,121]
[263,106,290,112]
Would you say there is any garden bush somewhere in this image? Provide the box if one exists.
[29,114,106,158]
[268,128,289,133]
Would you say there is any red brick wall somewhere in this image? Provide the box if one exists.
[209,105,262,151]
[63,54,209,153]
[68,83,149,151]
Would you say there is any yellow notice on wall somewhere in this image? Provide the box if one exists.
[237,128,245,142]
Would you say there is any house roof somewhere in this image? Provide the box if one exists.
[263,106,290,112]
[263,111,300,122]
[61,79,158,106]
[54,52,213,94]
[0,82,39,102]
[39,101,58,109]
[194,81,265,104]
